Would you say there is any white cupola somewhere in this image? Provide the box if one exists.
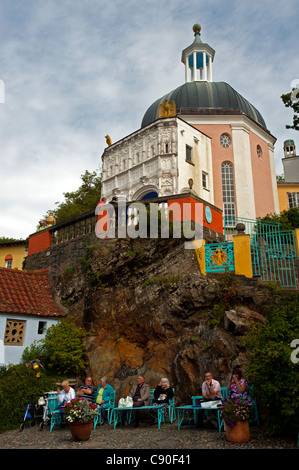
[181,24,215,83]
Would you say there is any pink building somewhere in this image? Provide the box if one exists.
[101,24,279,223]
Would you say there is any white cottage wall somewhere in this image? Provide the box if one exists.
[0,314,59,366]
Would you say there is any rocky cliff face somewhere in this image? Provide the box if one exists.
[53,236,270,405]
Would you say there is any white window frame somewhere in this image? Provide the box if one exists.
[287,192,299,208]
[221,162,236,224]
[5,259,12,269]
[202,171,208,190]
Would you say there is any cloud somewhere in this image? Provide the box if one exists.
[0,0,298,238]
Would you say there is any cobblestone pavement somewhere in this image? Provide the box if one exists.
[0,420,297,450]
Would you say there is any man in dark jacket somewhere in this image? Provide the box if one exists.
[129,376,150,427]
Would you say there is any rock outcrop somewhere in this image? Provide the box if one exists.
[52,236,272,405]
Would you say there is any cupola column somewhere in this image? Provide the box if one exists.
[185,60,189,82]
[208,57,212,81]
[203,51,207,81]
[193,51,197,80]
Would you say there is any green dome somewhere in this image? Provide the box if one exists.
[284,139,295,147]
[141,81,268,130]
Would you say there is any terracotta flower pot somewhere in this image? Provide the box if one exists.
[225,420,250,443]
[69,421,93,441]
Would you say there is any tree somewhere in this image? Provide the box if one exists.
[281,88,299,131]
[0,237,23,242]
[258,207,299,231]
[0,363,57,433]
[48,170,102,223]
[276,174,285,182]
[243,289,299,436]
[22,316,88,376]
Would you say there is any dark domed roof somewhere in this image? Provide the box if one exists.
[141,81,267,130]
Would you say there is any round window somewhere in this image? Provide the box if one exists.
[257,145,262,158]
[220,133,231,148]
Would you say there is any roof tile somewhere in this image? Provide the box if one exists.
[0,268,66,318]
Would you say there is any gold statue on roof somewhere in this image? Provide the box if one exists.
[105,135,112,146]
[159,99,176,119]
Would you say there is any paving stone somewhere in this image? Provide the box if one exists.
[0,421,296,450]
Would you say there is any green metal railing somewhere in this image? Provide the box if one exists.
[204,242,235,273]
[223,216,297,289]
[223,216,282,243]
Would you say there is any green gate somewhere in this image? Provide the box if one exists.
[224,217,297,290]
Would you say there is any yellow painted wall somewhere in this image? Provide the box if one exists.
[0,243,28,269]
[277,183,299,212]
[232,234,252,278]
[193,239,206,275]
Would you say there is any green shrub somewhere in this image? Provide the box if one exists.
[0,364,57,433]
[243,289,299,436]
[40,317,88,376]
[206,271,236,327]
[0,316,89,433]
[21,340,45,364]
[22,316,88,376]
[258,207,299,230]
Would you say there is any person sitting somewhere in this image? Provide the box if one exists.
[196,372,222,428]
[151,378,174,424]
[77,376,95,402]
[57,380,76,407]
[56,380,76,422]
[95,377,114,424]
[202,371,222,401]
[227,367,249,399]
[129,375,150,427]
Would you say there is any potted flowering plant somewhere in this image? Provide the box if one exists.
[63,398,98,441]
[220,396,251,442]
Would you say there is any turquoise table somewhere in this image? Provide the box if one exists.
[113,405,165,429]
[176,404,223,432]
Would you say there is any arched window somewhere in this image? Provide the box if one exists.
[5,254,13,269]
[221,162,236,225]
[256,145,262,159]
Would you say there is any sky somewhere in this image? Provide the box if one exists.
[0,0,298,240]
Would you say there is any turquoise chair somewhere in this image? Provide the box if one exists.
[149,388,176,423]
[192,386,227,431]
[221,386,229,400]
[191,394,202,424]
[93,390,116,429]
[107,390,116,425]
[46,393,62,432]
[248,385,260,425]
[168,391,176,423]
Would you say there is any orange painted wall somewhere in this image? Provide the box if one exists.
[192,124,235,211]
[192,123,276,218]
[28,230,52,256]
[168,197,223,235]
[249,131,275,218]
